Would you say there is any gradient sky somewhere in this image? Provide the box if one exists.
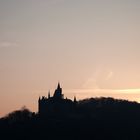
[0,0,140,117]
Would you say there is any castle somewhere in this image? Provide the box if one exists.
[38,83,77,116]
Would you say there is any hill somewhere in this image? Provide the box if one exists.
[1,97,140,140]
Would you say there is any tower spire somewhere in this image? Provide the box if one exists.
[53,82,63,99]
[57,82,61,89]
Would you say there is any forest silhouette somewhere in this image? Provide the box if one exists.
[1,97,140,140]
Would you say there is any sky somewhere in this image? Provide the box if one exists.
[0,0,140,117]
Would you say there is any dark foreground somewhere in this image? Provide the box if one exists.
[1,97,140,140]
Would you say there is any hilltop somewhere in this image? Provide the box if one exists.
[1,97,140,140]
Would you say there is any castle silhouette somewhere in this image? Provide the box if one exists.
[38,83,77,116]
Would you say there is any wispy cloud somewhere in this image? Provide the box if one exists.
[48,0,66,5]
[105,71,113,80]
[0,41,18,48]
[82,67,114,90]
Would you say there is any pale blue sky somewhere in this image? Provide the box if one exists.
[0,0,140,116]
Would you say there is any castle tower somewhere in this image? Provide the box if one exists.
[74,96,77,103]
[48,91,50,98]
[38,83,77,116]
[38,96,41,114]
[53,82,64,99]
[57,82,61,89]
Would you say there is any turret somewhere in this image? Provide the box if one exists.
[74,96,77,103]
[48,91,51,98]
[39,96,41,102]
[38,96,41,114]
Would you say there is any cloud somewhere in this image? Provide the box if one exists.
[36,0,66,6]
[82,69,102,89]
[82,66,114,90]
[48,0,66,5]
[105,71,113,80]
[0,41,18,48]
